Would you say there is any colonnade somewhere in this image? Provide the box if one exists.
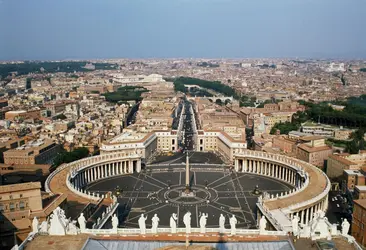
[72,159,141,189]
[290,198,328,226]
[234,153,330,232]
[235,158,300,188]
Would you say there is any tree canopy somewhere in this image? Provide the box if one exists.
[173,77,239,99]
[52,147,90,167]
[102,86,148,103]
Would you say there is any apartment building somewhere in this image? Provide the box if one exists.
[352,199,366,247]
[296,136,332,168]
[327,152,366,179]
[3,139,62,165]
[0,182,67,249]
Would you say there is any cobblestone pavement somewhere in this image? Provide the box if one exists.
[86,165,292,229]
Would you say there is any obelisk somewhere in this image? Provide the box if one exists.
[185,152,190,193]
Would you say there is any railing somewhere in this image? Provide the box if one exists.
[12,232,37,250]
[66,173,100,202]
[83,227,288,236]
[95,201,119,229]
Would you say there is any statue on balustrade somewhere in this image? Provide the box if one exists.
[138,214,147,234]
[32,217,39,233]
[259,216,267,234]
[39,220,48,234]
[112,214,119,231]
[78,213,86,232]
[49,207,66,236]
[151,214,160,234]
[170,213,178,233]
[199,213,208,233]
[292,215,300,236]
[183,211,192,234]
[229,215,237,235]
[219,214,225,233]
[341,218,350,236]
[66,220,79,235]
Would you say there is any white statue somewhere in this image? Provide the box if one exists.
[138,214,147,234]
[219,214,225,233]
[170,213,178,233]
[199,213,208,233]
[78,213,87,232]
[66,220,79,235]
[259,216,267,234]
[48,208,66,236]
[39,221,48,234]
[32,217,39,233]
[258,195,263,204]
[292,216,300,236]
[151,214,160,234]
[341,219,350,236]
[229,215,237,235]
[183,211,192,234]
[112,214,118,231]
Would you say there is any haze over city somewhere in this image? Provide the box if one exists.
[1,0,366,60]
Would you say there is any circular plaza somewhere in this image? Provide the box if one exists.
[45,150,330,233]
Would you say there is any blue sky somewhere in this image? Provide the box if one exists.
[0,0,365,60]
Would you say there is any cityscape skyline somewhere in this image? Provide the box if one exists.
[1,0,366,60]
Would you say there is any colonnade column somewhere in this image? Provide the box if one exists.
[119,162,123,174]
[234,159,239,172]
[137,160,141,173]
[243,159,247,172]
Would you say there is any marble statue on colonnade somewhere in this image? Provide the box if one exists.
[219,214,225,233]
[230,215,237,235]
[39,220,48,234]
[183,211,192,234]
[259,216,267,234]
[170,213,178,233]
[49,207,66,235]
[112,214,119,232]
[342,219,350,236]
[199,213,208,233]
[292,215,300,236]
[151,214,160,234]
[138,214,147,234]
[32,217,39,233]
[78,213,86,232]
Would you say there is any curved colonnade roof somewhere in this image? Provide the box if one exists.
[235,152,330,212]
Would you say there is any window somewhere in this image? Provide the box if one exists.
[19,201,25,210]
[10,203,15,211]
[0,204,4,212]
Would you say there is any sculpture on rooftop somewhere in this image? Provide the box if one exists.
[183,211,192,234]
[259,216,267,234]
[32,217,39,233]
[170,213,178,233]
[78,213,86,232]
[48,207,66,236]
[219,214,225,233]
[341,218,350,236]
[230,215,237,235]
[151,214,160,234]
[112,214,119,231]
[138,214,147,234]
[292,215,300,236]
[199,213,208,233]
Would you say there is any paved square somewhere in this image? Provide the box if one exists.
[86,165,292,229]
